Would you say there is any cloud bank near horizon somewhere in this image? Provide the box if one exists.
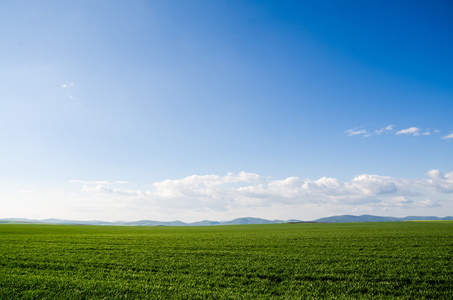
[73,170,453,213]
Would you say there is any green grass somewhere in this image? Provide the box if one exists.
[1,222,452,299]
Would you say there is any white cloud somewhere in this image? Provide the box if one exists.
[442,133,453,140]
[395,127,421,136]
[427,169,444,181]
[345,125,453,140]
[61,82,75,89]
[424,169,453,193]
[392,197,413,205]
[375,124,395,135]
[418,199,441,208]
[379,197,414,208]
[61,82,76,99]
[385,124,395,130]
[348,174,398,196]
[346,125,445,139]
[345,128,369,137]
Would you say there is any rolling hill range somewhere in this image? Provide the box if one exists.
[1,215,452,226]
[311,214,453,223]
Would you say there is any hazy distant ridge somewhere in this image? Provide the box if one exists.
[0,217,285,226]
[313,214,453,223]
[1,215,453,226]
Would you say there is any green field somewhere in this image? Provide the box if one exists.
[1,222,452,299]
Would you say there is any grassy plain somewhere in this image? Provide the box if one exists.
[0,222,452,299]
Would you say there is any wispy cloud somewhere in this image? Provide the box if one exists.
[418,199,441,208]
[375,124,395,135]
[345,128,370,137]
[442,133,453,140]
[61,82,75,89]
[346,125,448,139]
[396,127,421,136]
[61,82,76,99]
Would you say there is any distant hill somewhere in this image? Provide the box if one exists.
[221,217,285,225]
[312,214,453,223]
[0,217,288,226]
[1,215,452,226]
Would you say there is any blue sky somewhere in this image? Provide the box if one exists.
[1,0,452,221]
